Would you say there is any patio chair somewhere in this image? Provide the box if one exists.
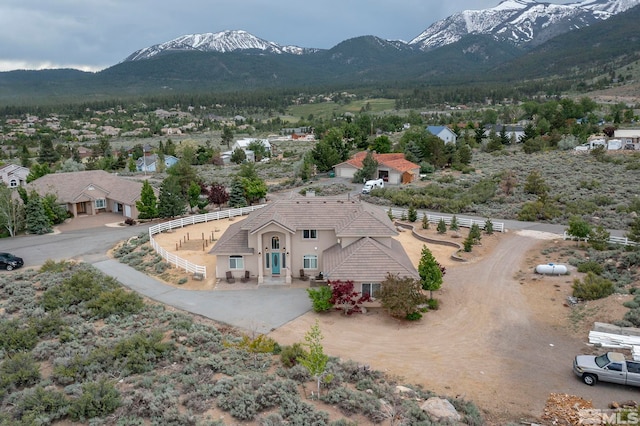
[225,271,235,284]
[299,269,309,281]
[241,270,250,283]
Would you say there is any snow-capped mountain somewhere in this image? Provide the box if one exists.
[124,30,314,62]
[409,0,640,51]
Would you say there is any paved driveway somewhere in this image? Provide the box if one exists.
[93,259,311,334]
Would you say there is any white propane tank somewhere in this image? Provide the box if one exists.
[535,263,568,275]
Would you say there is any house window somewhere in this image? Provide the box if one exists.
[303,255,318,269]
[271,236,280,250]
[265,253,270,268]
[9,179,18,188]
[95,199,106,209]
[362,283,381,299]
[303,229,317,239]
[229,255,244,270]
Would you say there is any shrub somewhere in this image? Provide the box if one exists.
[306,286,333,313]
[405,312,422,321]
[280,343,307,368]
[68,379,121,421]
[427,298,439,310]
[624,308,640,327]
[124,217,137,226]
[113,331,173,374]
[87,288,144,318]
[39,259,74,273]
[10,385,70,424]
[572,272,614,300]
[407,205,417,222]
[0,352,41,391]
[577,261,604,275]
[0,319,39,353]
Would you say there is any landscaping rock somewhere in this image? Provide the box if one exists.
[420,397,461,422]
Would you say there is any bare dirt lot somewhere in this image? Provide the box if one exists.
[150,218,635,423]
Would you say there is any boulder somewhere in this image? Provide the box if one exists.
[395,385,415,395]
[421,397,462,422]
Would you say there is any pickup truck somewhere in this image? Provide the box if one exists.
[573,352,640,387]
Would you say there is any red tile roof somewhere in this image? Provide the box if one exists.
[339,152,418,173]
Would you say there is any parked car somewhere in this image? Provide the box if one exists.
[573,352,640,387]
[0,252,24,271]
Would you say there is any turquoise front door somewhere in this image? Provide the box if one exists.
[272,253,280,274]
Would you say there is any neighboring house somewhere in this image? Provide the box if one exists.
[136,154,179,172]
[614,129,640,150]
[209,198,419,292]
[427,125,457,145]
[483,124,525,143]
[231,138,272,154]
[0,164,29,188]
[333,152,420,185]
[27,170,148,219]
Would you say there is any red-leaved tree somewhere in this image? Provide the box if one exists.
[207,183,229,209]
[328,280,371,315]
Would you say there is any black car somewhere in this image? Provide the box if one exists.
[0,252,24,270]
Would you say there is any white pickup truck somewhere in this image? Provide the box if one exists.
[573,352,640,387]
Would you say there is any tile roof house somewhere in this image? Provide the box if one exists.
[27,170,147,219]
[427,126,457,145]
[210,198,419,293]
[0,163,29,188]
[333,152,420,184]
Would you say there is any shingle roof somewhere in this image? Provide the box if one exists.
[335,152,419,174]
[27,170,144,204]
[240,198,397,237]
[322,237,419,282]
[209,220,254,255]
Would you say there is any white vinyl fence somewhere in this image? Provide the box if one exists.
[148,205,266,279]
[563,231,638,247]
[388,208,505,233]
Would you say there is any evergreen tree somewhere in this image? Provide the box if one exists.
[450,215,459,231]
[37,137,60,166]
[418,245,443,299]
[228,177,247,208]
[469,223,482,244]
[407,205,418,222]
[353,151,378,183]
[230,148,246,164]
[437,218,447,234]
[458,144,472,165]
[422,213,429,229]
[221,126,234,148]
[484,218,494,235]
[157,176,186,218]
[187,181,202,213]
[136,180,158,219]
[25,191,51,235]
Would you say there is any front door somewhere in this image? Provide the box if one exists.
[271,253,280,274]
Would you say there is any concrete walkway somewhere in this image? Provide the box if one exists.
[93,259,311,334]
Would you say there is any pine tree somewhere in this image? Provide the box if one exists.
[422,213,429,229]
[407,205,418,222]
[136,180,158,219]
[157,176,186,218]
[25,191,51,235]
[437,218,447,234]
[228,178,247,208]
[418,245,443,299]
[450,215,459,231]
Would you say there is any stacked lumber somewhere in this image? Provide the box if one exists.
[588,330,640,360]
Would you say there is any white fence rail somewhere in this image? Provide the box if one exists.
[389,208,505,233]
[148,205,266,279]
[563,231,638,247]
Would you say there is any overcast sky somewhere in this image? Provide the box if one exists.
[0,0,574,72]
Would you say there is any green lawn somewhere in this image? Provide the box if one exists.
[286,98,397,120]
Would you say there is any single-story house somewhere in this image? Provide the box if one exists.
[209,198,419,293]
[333,152,420,185]
[0,163,29,188]
[136,154,179,172]
[27,170,148,219]
[483,124,525,143]
[427,126,457,145]
[232,138,272,154]
[614,129,640,150]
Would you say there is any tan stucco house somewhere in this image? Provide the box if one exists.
[27,170,146,219]
[210,198,419,295]
[333,152,420,184]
